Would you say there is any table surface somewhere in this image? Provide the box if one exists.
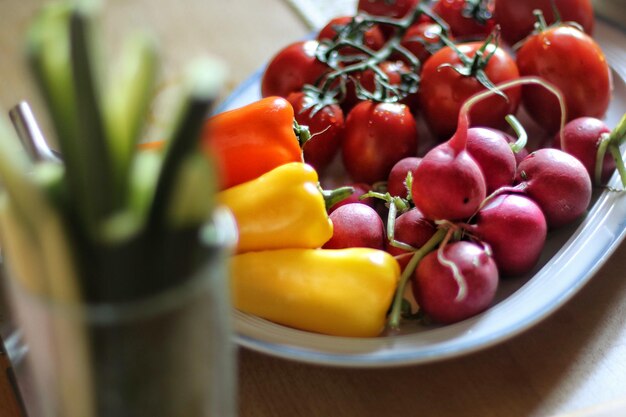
[2,1,626,417]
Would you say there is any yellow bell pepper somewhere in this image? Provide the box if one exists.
[217,162,333,253]
[230,248,400,337]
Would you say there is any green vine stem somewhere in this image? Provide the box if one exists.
[312,3,448,104]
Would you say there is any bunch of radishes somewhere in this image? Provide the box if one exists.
[259,0,626,328]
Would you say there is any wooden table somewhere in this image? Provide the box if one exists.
[2,1,626,416]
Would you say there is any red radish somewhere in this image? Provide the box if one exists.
[389,77,567,330]
[464,194,547,277]
[515,148,592,228]
[465,127,517,194]
[412,240,499,324]
[327,183,376,213]
[411,93,487,221]
[323,203,385,249]
[411,143,486,221]
[412,76,566,222]
[554,117,615,185]
[387,156,421,198]
[385,207,436,256]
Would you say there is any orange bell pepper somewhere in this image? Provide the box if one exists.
[138,96,306,190]
[201,96,305,190]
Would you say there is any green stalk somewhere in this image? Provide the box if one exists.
[387,227,448,330]
[505,114,528,153]
[148,57,227,230]
[104,32,159,207]
[69,1,117,230]
[609,144,626,188]
[596,113,626,187]
[319,185,355,211]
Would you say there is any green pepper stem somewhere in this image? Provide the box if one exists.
[293,120,311,147]
[387,227,448,330]
[320,185,355,211]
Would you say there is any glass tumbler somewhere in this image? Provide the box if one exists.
[2,209,238,417]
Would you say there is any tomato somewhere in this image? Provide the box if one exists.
[432,0,495,40]
[342,101,418,184]
[399,21,450,65]
[261,40,329,98]
[357,0,420,18]
[317,16,385,53]
[418,41,520,139]
[286,91,345,173]
[350,60,420,112]
[494,0,594,46]
[516,25,611,133]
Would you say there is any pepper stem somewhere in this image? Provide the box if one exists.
[319,185,355,211]
[293,119,311,147]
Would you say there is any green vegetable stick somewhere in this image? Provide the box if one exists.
[148,57,227,230]
[104,32,159,206]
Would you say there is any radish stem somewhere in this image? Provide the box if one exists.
[388,227,448,330]
[449,76,566,154]
[505,114,528,153]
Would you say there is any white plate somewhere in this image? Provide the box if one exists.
[221,19,626,368]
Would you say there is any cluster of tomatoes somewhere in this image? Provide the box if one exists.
[259,0,620,327]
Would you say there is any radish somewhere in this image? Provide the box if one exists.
[411,240,499,324]
[387,77,567,330]
[410,132,486,221]
[554,116,622,186]
[515,148,592,228]
[323,203,385,249]
[466,127,517,194]
[464,193,547,277]
[411,77,561,222]
[385,207,436,256]
[387,156,421,199]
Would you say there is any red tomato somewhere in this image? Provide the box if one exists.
[418,41,520,139]
[353,60,419,112]
[357,0,420,18]
[261,40,329,98]
[400,22,449,65]
[317,16,385,53]
[286,91,345,173]
[516,25,611,133]
[342,101,418,184]
[432,0,495,39]
[494,0,594,46]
